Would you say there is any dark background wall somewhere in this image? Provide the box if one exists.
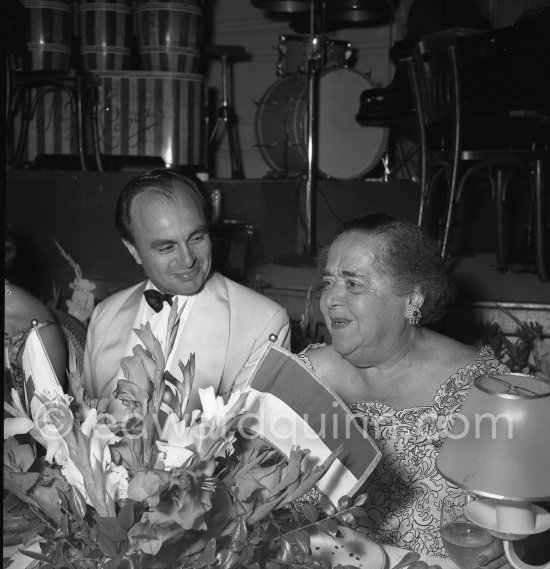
[6,172,425,301]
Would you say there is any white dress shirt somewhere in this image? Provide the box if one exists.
[140,281,197,371]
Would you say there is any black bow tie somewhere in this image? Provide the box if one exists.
[144,289,174,313]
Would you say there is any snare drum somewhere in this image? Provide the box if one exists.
[276,34,353,76]
[255,67,388,180]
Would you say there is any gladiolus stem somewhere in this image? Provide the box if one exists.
[277,504,356,540]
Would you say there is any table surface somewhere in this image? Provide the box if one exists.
[384,543,456,569]
[4,539,457,569]
[3,542,40,569]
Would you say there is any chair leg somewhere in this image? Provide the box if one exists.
[417,159,428,227]
[417,177,427,227]
[495,168,519,267]
[494,168,506,266]
[9,88,32,168]
[87,82,103,171]
[72,83,87,171]
[533,158,548,282]
[440,163,460,261]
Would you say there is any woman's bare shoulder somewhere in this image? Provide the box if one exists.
[302,344,353,382]
[5,284,55,331]
[422,329,480,372]
[302,343,334,362]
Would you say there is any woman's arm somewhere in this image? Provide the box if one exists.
[38,323,68,388]
[6,283,68,388]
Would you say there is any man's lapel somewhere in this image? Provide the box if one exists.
[168,273,230,412]
[98,282,147,398]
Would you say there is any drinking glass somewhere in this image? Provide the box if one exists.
[440,494,496,569]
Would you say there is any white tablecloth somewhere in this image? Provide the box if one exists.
[3,542,40,569]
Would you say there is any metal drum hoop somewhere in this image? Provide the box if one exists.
[255,67,389,180]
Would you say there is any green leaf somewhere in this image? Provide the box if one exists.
[301,502,320,523]
[21,524,43,545]
[275,535,309,565]
[95,516,129,543]
[248,534,263,546]
[95,516,129,558]
[338,496,351,510]
[103,557,126,569]
[55,487,70,512]
[355,515,372,527]
[231,518,248,550]
[27,492,63,525]
[69,486,87,521]
[289,529,310,554]
[317,517,338,537]
[336,511,355,525]
[353,493,368,507]
[59,513,69,536]
[19,549,53,563]
[203,537,217,565]
[97,531,119,558]
[117,500,135,530]
[319,495,337,516]
[6,471,40,493]
[217,549,241,569]
[110,439,143,476]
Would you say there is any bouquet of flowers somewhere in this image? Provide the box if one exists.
[4,323,369,569]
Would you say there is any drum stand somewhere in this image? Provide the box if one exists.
[206,45,247,179]
[276,1,325,266]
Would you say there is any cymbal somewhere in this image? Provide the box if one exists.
[289,14,344,33]
[251,0,312,13]
[328,0,389,22]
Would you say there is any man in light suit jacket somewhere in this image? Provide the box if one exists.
[83,170,290,414]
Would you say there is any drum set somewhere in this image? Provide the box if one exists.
[252,0,391,260]
[254,0,389,182]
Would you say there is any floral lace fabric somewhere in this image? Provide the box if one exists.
[298,345,509,556]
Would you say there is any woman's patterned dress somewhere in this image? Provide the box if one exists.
[299,345,509,556]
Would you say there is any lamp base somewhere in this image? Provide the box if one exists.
[504,540,550,569]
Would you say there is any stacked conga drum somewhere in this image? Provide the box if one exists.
[78,0,133,71]
[15,0,207,170]
[135,0,203,73]
[20,0,74,70]
[13,0,77,162]
[76,0,207,169]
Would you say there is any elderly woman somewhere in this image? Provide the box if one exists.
[299,215,509,556]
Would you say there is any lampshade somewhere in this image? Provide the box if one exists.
[436,373,550,502]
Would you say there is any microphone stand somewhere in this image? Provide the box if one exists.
[276,0,324,267]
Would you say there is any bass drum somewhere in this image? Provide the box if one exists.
[255,67,388,180]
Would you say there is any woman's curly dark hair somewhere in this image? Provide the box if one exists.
[320,215,454,324]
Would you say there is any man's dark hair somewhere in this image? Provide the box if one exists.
[115,169,212,245]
